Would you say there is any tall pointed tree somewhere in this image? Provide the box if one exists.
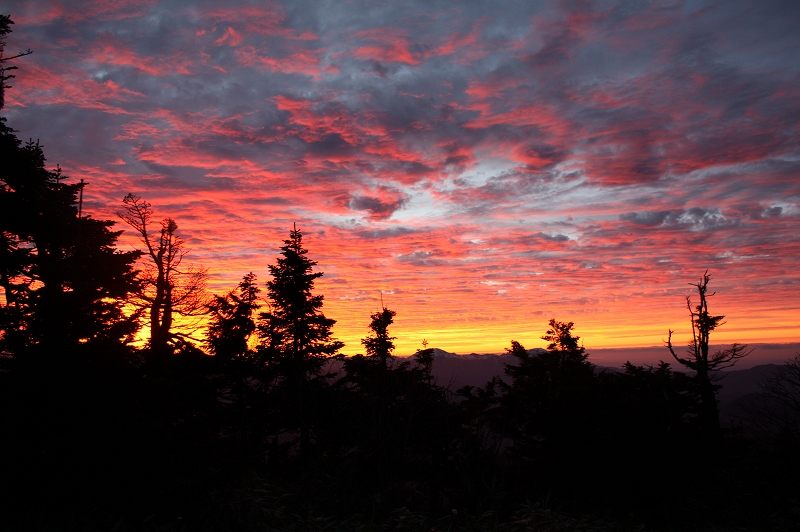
[0,19,139,352]
[362,306,396,371]
[257,225,343,452]
[206,272,260,359]
[257,225,343,378]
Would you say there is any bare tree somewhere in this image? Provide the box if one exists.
[667,271,751,431]
[118,193,208,352]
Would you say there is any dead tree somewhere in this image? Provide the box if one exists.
[118,193,207,353]
[666,271,750,431]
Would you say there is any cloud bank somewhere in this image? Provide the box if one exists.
[4,0,799,354]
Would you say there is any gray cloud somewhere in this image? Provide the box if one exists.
[348,193,408,220]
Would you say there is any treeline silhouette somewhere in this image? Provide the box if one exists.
[1,16,798,531]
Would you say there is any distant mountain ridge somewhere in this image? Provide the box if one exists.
[421,348,785,421]
[320,348,785,432]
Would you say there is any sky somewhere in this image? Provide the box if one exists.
[2,0,799,357]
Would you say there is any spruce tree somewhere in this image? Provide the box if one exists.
[0,14,139,354]
[0,122,139,354]
[257,225,343,451]
[258,225,343,376]
[498,320,596,456]
[362,306,396,370]
[206,272,260,359]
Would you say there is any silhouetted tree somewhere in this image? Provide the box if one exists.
[541,318,592,370]
[258,225,343,374]
[337,314,460,512]
[503,319,594,392]
[207,272,260,359]
[362,306,396,370]
[118,193,208,353]
[414,347,435,385]
[257,225,343,451]
[1,122,139,351]
[667,271,750,431]
[497,320,596,463]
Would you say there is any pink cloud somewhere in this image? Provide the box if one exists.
[14,0,155,25]
[214,27,244,47]
[205,5,318,41]
[235,45,331,78]
[351,28,421,65]
[6,62,144,113]
[5,0,798,355]
[92,34,193,76]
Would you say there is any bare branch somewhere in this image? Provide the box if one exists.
[118,194,158,261]
[118,194,208,351]
[0,49,32,62]
[708,342,753,371]
[665,271,748,431]
[666,329,695,370]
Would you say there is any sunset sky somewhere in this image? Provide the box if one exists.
[3,0,799,357]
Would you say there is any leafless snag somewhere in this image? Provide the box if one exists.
[666,271,751,431]
[119,193,208,352]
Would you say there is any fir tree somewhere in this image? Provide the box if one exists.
[0,131,140,352]
[257,225,343,377]
[206,272,260,359]
[257,225,343,452]
[362,306,396,370]
[498,320,596,456]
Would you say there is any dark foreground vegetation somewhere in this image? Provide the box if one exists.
[1,16,799,531]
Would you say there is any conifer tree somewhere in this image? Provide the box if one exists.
[498,320,595,454]
[0,27,139,352]
[207,272,260,359]
[362,306,396,370]
[0,14,32,111]
[257,225,343,452]
[258,225,343,377]
[540,319,593,375]
[0,143,142,352]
